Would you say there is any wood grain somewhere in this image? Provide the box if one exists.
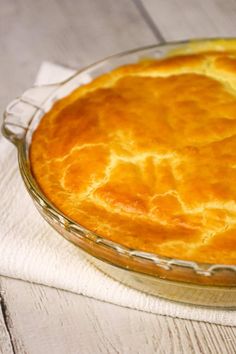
[1,276,236,354]
[141,0,236,41]
[0,294,14,354]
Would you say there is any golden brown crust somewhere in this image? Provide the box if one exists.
[30,40,236,264]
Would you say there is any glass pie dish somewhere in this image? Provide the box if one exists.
[2,38,236,308]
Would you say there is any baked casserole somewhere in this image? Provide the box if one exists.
[3,39,236,307]
[30,39,236,265]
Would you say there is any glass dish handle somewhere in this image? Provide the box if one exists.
[2,84,59,146]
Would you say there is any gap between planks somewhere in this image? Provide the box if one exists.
[132,0,166,42]
[0,290,15,354]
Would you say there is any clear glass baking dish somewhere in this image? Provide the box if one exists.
[2,39,236,308]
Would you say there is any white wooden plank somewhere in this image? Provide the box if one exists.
[140,0,236,41]
[1,276,236,354]
[0,295,14,354]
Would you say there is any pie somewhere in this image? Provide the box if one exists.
[30,39,236,264]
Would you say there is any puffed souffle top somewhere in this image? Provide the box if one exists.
[30,39,236,264]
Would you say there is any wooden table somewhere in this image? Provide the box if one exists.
[0,1,236,353]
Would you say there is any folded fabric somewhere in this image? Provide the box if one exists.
[0,61,235,326]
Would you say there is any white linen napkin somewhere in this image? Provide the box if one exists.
[0,61,235,326]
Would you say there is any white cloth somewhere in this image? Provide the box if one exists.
[0,62,235,327]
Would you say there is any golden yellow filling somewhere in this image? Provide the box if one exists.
[30,40,236,264]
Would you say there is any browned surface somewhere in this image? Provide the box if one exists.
[30,40,236,265]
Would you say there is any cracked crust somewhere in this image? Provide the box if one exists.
[30,39,236,264]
